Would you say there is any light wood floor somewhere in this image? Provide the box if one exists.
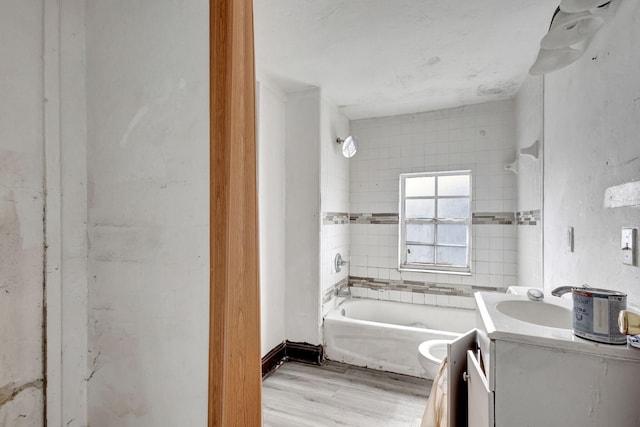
[262,361,431,427]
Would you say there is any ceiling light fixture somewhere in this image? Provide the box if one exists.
[559,0,611,13]
[529,46,584,75]
[540,10,604,49]
[529,3,612,75]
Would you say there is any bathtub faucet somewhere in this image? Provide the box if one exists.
[336,287,351,298]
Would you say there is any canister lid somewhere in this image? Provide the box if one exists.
[572,286,627,297]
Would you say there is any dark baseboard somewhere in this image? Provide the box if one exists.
[285,340,324,365]
[262,341,286,379]
[261,341,324,379]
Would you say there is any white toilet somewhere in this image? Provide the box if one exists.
[417,339,450,379]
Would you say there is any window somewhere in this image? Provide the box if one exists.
[399,171,472,274]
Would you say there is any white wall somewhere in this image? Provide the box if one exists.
[285,88,322,345]
[320,96,350,315]
[515,76,543,287]
[257,77,287,356]
[261,84,348,348]
[86,1,210,425]
[543,0,640,307]
[54,1,90,424]
[349,101,518,304]
[0,1,45,425]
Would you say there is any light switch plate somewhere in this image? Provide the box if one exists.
[567,226,574,252]
[622,227,636,266]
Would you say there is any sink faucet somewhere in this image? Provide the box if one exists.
[551,286,574,297]
[551,284,591,297]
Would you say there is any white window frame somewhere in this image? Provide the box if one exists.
[398,170,472,274]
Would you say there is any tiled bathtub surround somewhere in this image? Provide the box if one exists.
[516,209,541,226]
[350,100,518,291]
[348,276,495,309]
[350,222,517,289]
[322,277,350,305]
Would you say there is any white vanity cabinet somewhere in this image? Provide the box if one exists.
[447,329,493,427]
[489,339,640,426]
[466,349,492,427]
[448,304,640,426]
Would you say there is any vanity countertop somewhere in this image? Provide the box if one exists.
[475,291,640,362]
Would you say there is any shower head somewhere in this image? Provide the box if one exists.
[336,136,358,158]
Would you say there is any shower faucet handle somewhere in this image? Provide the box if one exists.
[334,253,348,272]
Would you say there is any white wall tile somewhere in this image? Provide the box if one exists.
[435,294,450,307]
[462,297,477,310]
[350,100,517,291]
[411,292,425,304]
[424,293,437,305]
[449,295,463,308]
[389,290,402,302]
[400,291,413,303]
[353,286,367,298]
[377,289,390,301]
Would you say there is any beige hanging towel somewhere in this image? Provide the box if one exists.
[421,357,448,427]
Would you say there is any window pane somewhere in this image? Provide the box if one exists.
[407,245,435,264]
[437,224,467,245]
[436,246,467,266]
[406,199,435,219]
[405,176,435,197]
[407,224,435,244]
[438,198,469,219]
[438,174,470,196]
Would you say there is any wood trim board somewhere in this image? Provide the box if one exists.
[209,0,262,425]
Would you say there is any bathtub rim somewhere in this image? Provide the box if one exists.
[324,297,473,339]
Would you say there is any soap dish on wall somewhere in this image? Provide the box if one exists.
[520,139,541,160]
[505,159,518,174]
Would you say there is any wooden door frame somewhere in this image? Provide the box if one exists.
[209,0,262,425]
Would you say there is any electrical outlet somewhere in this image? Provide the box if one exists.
[622,227,636,266]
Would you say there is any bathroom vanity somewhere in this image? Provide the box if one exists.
[447,292,640,426]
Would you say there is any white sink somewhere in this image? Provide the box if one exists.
[496,300,572,329]
[475,291,640,364]
[475,291,575,345]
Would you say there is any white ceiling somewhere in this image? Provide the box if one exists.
[254,0,558,119]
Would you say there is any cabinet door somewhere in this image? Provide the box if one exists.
[467,349,494,427]
[447,329,477,427]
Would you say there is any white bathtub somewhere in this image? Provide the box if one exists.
[323,298,476,378]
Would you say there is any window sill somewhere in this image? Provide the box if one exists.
[398,266,472,276]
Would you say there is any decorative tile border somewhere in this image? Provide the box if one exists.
[348,276,501,297]
[322,277,349,304]
[322,212,349,225]
[471,212,515,225]
[349,212,515,225]
[350,213,399,224]
[516,209,541,225]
